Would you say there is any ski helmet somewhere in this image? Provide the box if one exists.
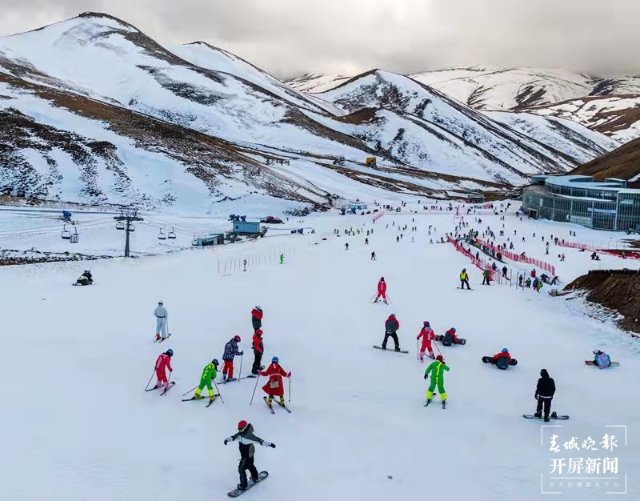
[272,356,279,364]
[423,321,430,327]
[237,420,248,431]
[166,349,173,356]
[234,335,241,342]
[501,348,508,353]
[380,277,385,281]
[451,327,456,332]
[255,329,263,336]
[255,305,262,311]
[540,369,549,377]
[436,355,444,362]
[212,358,219,366]
[158,300,163,305]
[593,349,602,355]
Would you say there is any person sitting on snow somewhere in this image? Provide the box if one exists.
[491,348,512,370]
[593,350,611,369]
[442,327,459,346]
[74,270,93,286]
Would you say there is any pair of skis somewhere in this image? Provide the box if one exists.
[145,381,176,396]
[424,399,446,409]
[182,395,219,407]
[263,396,292,414]
[154,333,172,343]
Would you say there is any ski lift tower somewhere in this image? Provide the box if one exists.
[114,209,144,257]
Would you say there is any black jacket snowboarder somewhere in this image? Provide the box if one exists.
[225,421,275,491]
[535,369,556,421]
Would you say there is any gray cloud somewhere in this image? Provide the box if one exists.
[0,0,635,78]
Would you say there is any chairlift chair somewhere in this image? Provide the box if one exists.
[158,228,167,240]
[61,224,71,240]
[116,220,125,230]
[129,223,136,232]
[168,227,176,239]
[70,227,79,244]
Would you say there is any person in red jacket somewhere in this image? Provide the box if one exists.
[251,329,264,376]
[374,277,388,303]
[251,306,263,332]
[417,321,435,361]
[260,356,291,407]
[444,327,459,344]
[154,349,173,390]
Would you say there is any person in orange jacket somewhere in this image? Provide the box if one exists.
[260,356,291,407]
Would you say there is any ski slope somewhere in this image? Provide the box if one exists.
[1,205,639,501]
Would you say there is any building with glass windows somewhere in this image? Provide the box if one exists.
[522,175,640,231]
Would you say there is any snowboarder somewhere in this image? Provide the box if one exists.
[154,300,168,341]
[251,306,263,332]
[222,335,243,381]
[416,321,435,361]
[345,242,349,250]
[459,268,470,289]
[490,348,512,370]
[365,238,369,245]
[424,355,450,405]
[279,254,285,264]
[260,356,291,407]
[501,265,508,278]
[371,251,376,260]
[374,277,388,303]
[154,349,173,391]
[382,313,400,351]
[482,268,491,285]
[251,329,264,375]
[74,270,93,286]
[442,327,459,346]
[224,421,275,492]
[592,350,611,368]
[534,369,556,422]
[194,359,219,400]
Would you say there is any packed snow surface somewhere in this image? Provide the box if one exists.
[1,202,639,501]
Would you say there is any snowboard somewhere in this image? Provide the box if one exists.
[523,413,569,420]
[456,287,473,290]
[482,356,518,366]
[373,345,409,354]
[585,361,619,367]
[434,335,466,345]
[228,471,269,497]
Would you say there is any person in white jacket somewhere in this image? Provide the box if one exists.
[154,301,169,341]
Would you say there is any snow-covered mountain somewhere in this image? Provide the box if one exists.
[0,13,619,210]
[286,73,352,94]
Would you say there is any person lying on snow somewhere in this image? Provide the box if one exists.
[74,270,93,286]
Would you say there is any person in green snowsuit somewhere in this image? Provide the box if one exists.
[194,359,219,400]
[424,355,450,403]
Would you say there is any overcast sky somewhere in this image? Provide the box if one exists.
[0,0,636,78]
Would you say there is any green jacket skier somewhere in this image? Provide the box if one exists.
[424,355,450,403]
[194,359,219,400]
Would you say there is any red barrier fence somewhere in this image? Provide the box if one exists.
[447,237,496,281]
[475,238,556,276]
[372,212,385,222]
[557,241,595,251]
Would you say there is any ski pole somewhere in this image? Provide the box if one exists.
[144,368,155,391]
[288,375,291,403]
[238,353,243,381]
[213,381,224,404]
[181,385,198,397]
[249,375,260,405]
[416,339,420,360]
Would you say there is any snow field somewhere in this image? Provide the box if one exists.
[1,208,639,500]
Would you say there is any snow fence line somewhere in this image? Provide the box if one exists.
[372,212,385,222]
[447,237,510,284]
[475,238,556,276]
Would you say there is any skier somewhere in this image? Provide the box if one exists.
[534,369,556,422]
[224,421,275,492]
[424,354,450,406]
[154,300,168,341]
[260,356,291,407]
[251,306,263,332]
[416,321,435,361]
[194,359,219,400]
[74,269,93,286]
[371,251,376,261]
[501,265,508,278]
[374,277,388,303]
[592,350,611,368]
[442,327,459,346]
[345,242,349,251]
[382,313,401,351]
[251,329,264,376]
[459,268,470,289]
[482,268,491,285]
[491,348,512,370]
[222,335,243,381]
[279,254,285,265]
[154,349,173,391]
[365,238,369,245]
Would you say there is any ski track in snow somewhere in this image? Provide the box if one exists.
[1,203,639,501]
